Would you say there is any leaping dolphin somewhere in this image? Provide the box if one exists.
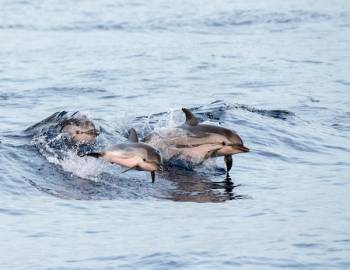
[143,108,249,176]
[81,128,162,182]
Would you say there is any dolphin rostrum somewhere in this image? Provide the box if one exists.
[81,128,162,182]
[143,108,249,176]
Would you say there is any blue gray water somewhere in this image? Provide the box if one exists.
[1,0,350,269]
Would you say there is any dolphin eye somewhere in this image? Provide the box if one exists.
[222,141,226,146]
[143,158,146,162]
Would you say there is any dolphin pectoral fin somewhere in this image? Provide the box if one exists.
[151,171,155,183]
[121,165,138,173]
[182,108,199,126]
[128,128,139,143]
[203,144,224,160]
[224,155,233,173]
[204,149,218,160]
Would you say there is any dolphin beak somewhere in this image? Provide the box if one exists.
[226,144,249,153]
[235,145,250,153]
[79,129,100,136]
[89,129,100,136]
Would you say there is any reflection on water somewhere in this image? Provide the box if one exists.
[159,167,247,202]
[26,162,247,203]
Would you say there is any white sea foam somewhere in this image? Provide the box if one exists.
[51,151,107,180]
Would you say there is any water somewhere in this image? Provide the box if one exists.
[1,0,350,269]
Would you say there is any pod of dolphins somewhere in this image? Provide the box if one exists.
[61,108,249,182]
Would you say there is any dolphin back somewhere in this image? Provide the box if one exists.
[182,108,199,126]
[128,128,139,143]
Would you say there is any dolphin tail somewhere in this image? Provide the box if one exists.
[80,152,103,158]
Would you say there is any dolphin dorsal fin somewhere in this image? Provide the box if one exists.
[182,108,198,126]
[128,128,139,143]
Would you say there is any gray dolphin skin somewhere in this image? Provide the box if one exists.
[143,108,249,176]
[61,117,100,144]
[82,128,162,182]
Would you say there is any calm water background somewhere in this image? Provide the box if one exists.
[1,0,350,269]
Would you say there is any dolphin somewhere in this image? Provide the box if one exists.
[143,108,249,176]
[81,128,162,182]
[60,116,100,144]
[25,111,100,144]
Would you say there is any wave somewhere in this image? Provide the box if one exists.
[0,9,347,32]
[2,100,331,201]
[204,10,332,28]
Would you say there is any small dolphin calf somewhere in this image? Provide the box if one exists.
[82,129,162,182]
[144,108,249,175]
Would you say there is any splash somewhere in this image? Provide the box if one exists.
[28,111,105,179]
[46,151,107,180]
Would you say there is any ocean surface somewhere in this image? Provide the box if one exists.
[1,0,350,269]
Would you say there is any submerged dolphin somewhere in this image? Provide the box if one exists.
[143,108,249,175]
[24,111,100,157]
[61,116,100,144]
[82,129,162,182]
[25,111,100,145]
